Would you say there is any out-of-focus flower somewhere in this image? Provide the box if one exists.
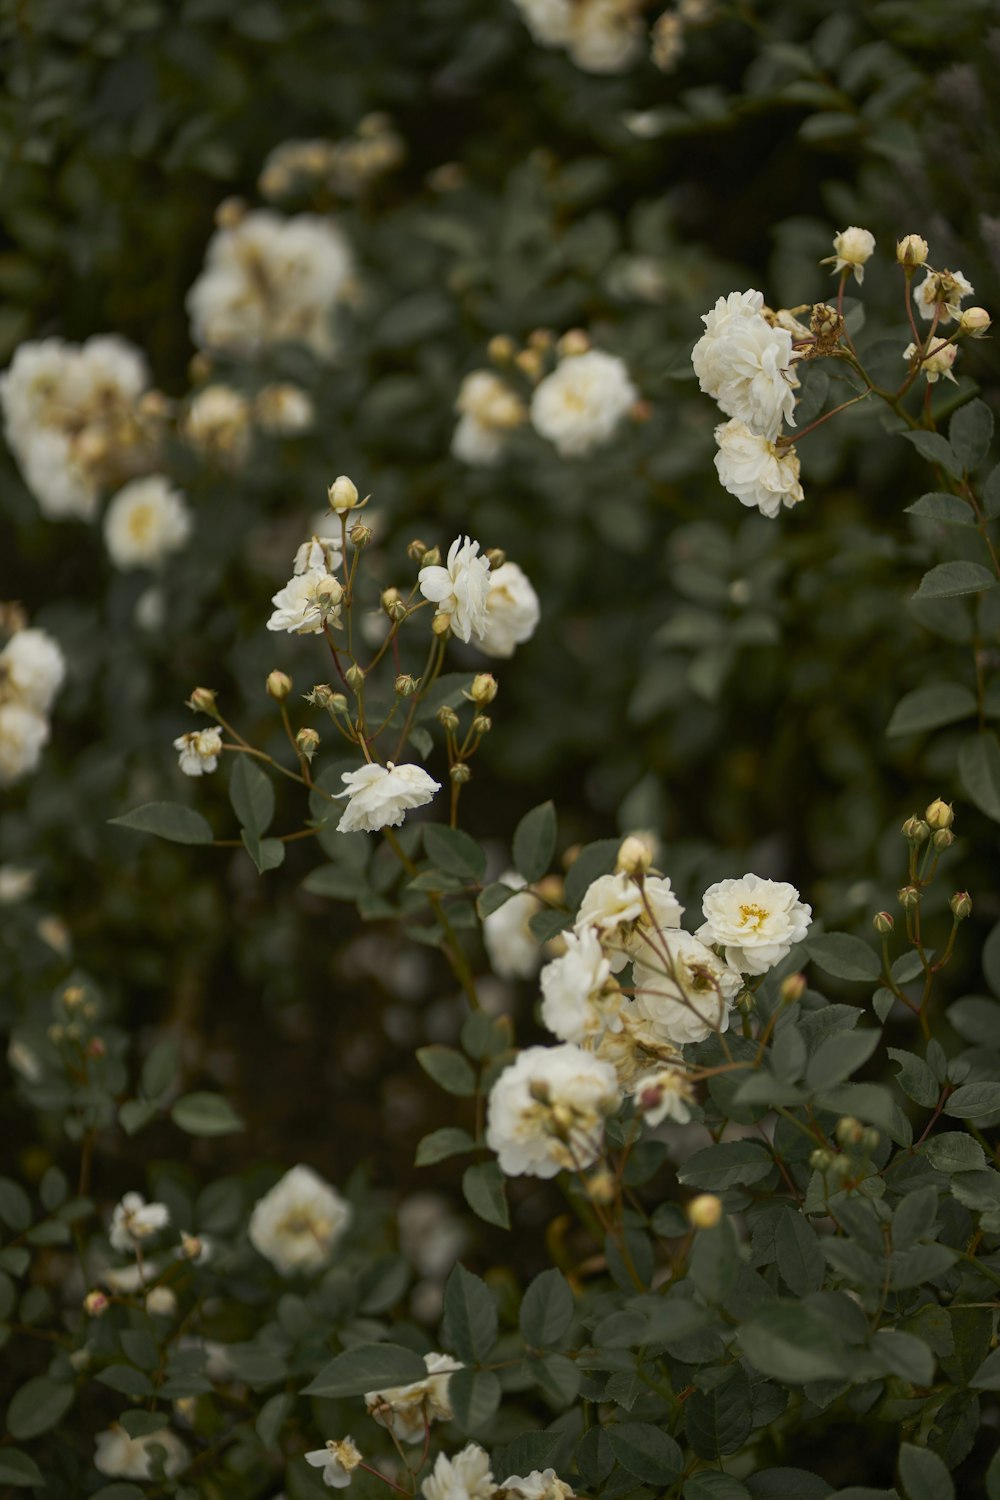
[0,703,50,786]
[0,628,65,714]
[248,1164,351,1276]
[483,873,543,980]
[305,1438,364,1489]
[713,419,803,518]
[418,536,491,642]
[94,1425,189,1479]
[104,475,191,569]
[635,1064,696,1125]
[530,350,637,457]
[334,762,441,834]
[255,383,315,435]
[477,562,540,659]
[183,385,253,467]
[513,0,644,73]
[485,1042,621,1177]
[365,1352,462,1444]
[452,371,526,467]
[109,1192,171,1254]
[173,727,223,777]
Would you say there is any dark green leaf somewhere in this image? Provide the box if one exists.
[255,1392,292,1451]
[0,1179,31,1232]
[943,1082,1000,1120]
[302,863,367,900]
[519,1269,574,1348]
[969,1346,1000,1391]
[415,1128,476,1166]
[512,801,557,883]
[141,1037,179,1101]
[462,1161,509,1229]
[904,493,976,527]
[5,1376,75,1438]
[301,1343,429,1398]
[443,1263,498,1362]
[899,429,962,478]
[685,1366,753,1458]
[774,1206,825,1296]
[95,1365,154,1397]
[423,825,486,881]
[737,1301,848,1382]
[872,1330,935,1386]
[899,1442,954,1500]
[888,1048,939,1108]
[807,933,880,983]
[229,755,275,837]
[170,1092,244,1136]
[684,1477,751,1500]
[416,1046,476,1096]
[806,1028,880,1089]
[564,839,620,912]
[241,830,285,874]
[678,1141,774,1191]
[959,733,1000,822]
[492,1434,560,1479]
[606,1422,683,1484]
[924,1133,985,1173]
[449,1367,500,1432]
[528,909,569,943]
[109,802,213,845]
[886,684,978,737]
[950,399,993,471]
[0,1450,45,1487]
[913,563,996,601]
[948,996,1000,1046]
[477,882,518,918]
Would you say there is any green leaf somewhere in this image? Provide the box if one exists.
[685,1366,753,1459]
[255,1392,292,1451]
[737,1301,848,1382]
[872,1330,935,1386]
[985,922,1000,998]
[96,1364,154,1398]
[109,802,213,845]
[477,882,518,918]
[415,1127,476,1166]
[241,830,285,874]
[229,755,275,837]
[684,1478,751,1500]
[0,1450,44,1487]
[985,466,1000,521]
[899,1440,955,1500]
[912,562,997,601]
[443,1263,498,1362]
[946,996,1000,1047]
[492,1434,560,1479]
[512,801,557,883]
[423,825,486,881]
[528,909,569,943]
[118,1411,175,1439]
[689,1217,740,1303]
[806,1028,880,1089]
[5,1375,74,1438]
[462,1161,509,1229]
[519,1268,574,1348]
[807,933,880,982]
[564,839,619,911]
[416,1046,476,1096]
[904,493,976,527]
[924,1132,985,1173]
[774,1206,825,1295]
[141,1037,179,1101]
[302,863,367,900]
[959,732,1000,821]
[301,1343,429,1398]
[950,399,994,471]
[888,1048,939,1108]
[893,1186,939,1249]
[678,1141,774,1191]
[0,1178,31,1232]
[886,684,978,737]
[607,1422,683,1485]
[449,1367,500,1432]
[899,429,962,478]
[943,1082,1000,1120]
[969,1346,1000,1390]
[170,1092,244,1136]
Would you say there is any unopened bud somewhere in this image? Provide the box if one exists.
[187,687,218,715]
[485,548,506,571]
[420,545,441,569]
[328,475,360,514]
[779,973,807,1005]
[932,828,954,850]
[616,835,653,877]
[137,389,172,421]
[896,234,929,267]
[960,306,991,336]
[437,706,460,732]
[407,538,428,563]
[179,1232,204,1261]
[344,663,365,690]
[450,763,472,784]
[487,334,516,364]
[86,1037,106,1059]
[47,1024,66,1045]
[83,1290,109,1317]
[902,816,929,843]
[296,727,321,761]
[431,611,452,637]
[215,196,246,229]
[381,587,403,615]
[472,715,492,735]
[950,890,973,921]
[62,985,86,1011]
[145,1286,178,1317]
[529,1079,551,1104]
[349,522,372,548]
[810,1148,833,1172]
[873,911,894,935]
[316,576,343,607]
[829,1153,852,1179]
[835,1116,864,1147]
[394,674,419,697]
[585,1170,616,1205]
[898,885,921,910]
[557,329,590,357]
[514,348,543,381]
[308,683,335,708]
[528,328,554,352]
[925,799,954,830]
[469,673,498,705]
[687,1193,723,1230]
[861,1128,880,1152]
[266,670,292,702]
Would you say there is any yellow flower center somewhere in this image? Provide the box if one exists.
[126,503,156,543]
[739,903,769,930]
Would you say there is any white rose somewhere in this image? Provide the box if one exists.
[109,1192,171,1254]
[823,226,875,284]
[423,1443,497,1500]
[631,929,743,1045]
[183,385,252,466]
[713,419,803,518]
[477,563,540,659]
[267,568,343,634]
[530,350,637,457]
[692,289,797,439]
[485,1042,621,1178]
[94,1425,188,1480]
[0,703,50,787]
[697,872,812,975]
[173,727,223,777]
[104,475,191,569]
[483,874,542,980]
[904,341,959,385]
[334,761,441,834]
[0,628,65,714]
[634,1064,696,1126]
[305,1438,364,1489]
[255,383,315,434]
[567,0,643,73]
[418,535,492,642]
[574,871,683,971]
[539,927,620,1044]
[248,1164,351,1276]
[914,268,974,325]
[365,1352,462,1444]
[499,1471,574,1500]
[451,371,525,468]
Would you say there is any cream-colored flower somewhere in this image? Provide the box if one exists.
[418,535,491,642]
[634,1064,696,1125]
[821,226,875,284]
[631,929,743,1044]
[904,340,958,385]
[248,1164,351,1276]
[452,371,526,467]
[183,385,252,466]
[423,1443,497,1500]
[499,1470,574,1500]
[575,871,683,972]
[513,0,643,73]
[94,1424,188,1480]
[713,419,803,518]
[334,761,441,834]
[0,703,49,787]
[305,1438,364,1489]
[365,1352,462,1444]
[109,1192,171,1254]
[173,727,223,777]
[692,289,797,439]
[477,562,540,659]
[0,628,65,714]
[697,873,812,975]
[104,475,191,569]
[540,927,621,1044]
[255,383,315,434]
[483,874,543,980]
[914,268,974,325]
[267,568,343,634]
[530,350,637,457]
[485,1042,621,1178]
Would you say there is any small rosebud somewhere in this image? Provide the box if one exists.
[925,798,954,830]
[585,1170,617,1204]
[179,1232,203,1261]
[861,1128,880,1152]
[898,885,921,910]
[901,815,929,843]
[488,334,516,364]
[485,548,506,571]
[344,663,365,690]
[296,727,320,761]
[687,1193,723,1230]
[381,587,403,615]
[349,522,372,548]
[469,673,498,705]
[950,891,973,921]
[421,545,441,569]
[557,329,590,357]
[431,611,452,637]
[394,674,419,697]
[514,348,543,381]
[266,670,292,702]
[215,196,246,229]
[450,763,472,784]
[835,1116,864,1147]
[932,828,954,850]
[407,538,428,562]
[616,835,653,877]
[810,1148,833,1172]
[872,911,894,935]
[187,687,218,715]
[896,234,929,267]
[316,576,343,607]
[83,1290,109,1317]
[328,475,360,514]
[62,985,86,1011]
[437,705,460,731]
[145,1286,177,1317]
[779,973,807,1005]
[471,715,492,735]
[47,1023,66,1045]
[86,1037,106,1059]
[308,683,335,708]
[959,306,991,336]
[829,1153,852,1179]
[528,328,554,353]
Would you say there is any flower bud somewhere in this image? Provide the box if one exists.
[829,1153,852,1179]
[932,828,954,850]
[528,1079,551,1103]
[437,706,460,731]
[431,611,452,637]
[469,673,498,705]
[450,763,472,784]
[861,1128,880,1153]
[485,548,506,571]
[616,835,653,876]
[585,1170,616,1205]
[86,1037,106,1059]
[896,234,929,267]
[959,306,991,336]
[925,798,954,831]
[349,522,372,548]
[407,538,428,562]
[215,196,246,229]
[296,727,320,761]
[515,348,543,381]
[179,1232,204,1261]
[47,1023,65,1045]
[62,985,86,1011]
[950,890,973,921]
[488,334,516,364]
[308,683,335,708]
[345,663,365,690]
[187,687,218,715]
[779,972,807,1005]
[394,674,419,697]
[83,1289,109,1317]
[901,815,929,843]
[145,1286,178,1318]
[472,715,492,735]
[328,475,359,514]
[687,1193,723,1230]
[266,670,292,702]
[557,329,590,357]
[810,1148,833,1172]
[835,1116,864,1147]
[873,911,894,935]
[898,885,921,909]
[420,545,441,568]
[381,587,403,616]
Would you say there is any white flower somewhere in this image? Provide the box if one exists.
[255,383,315,434]
[483,874,542,980]
[183,385,252,466]
[423,1444,497,1500]
[267,568,343,634]
[187,210,354,360]
[0,628,65,714]
[452,371,526,467]
[104,475,191,569]
[0,703,49,787]
[904,341,959,385]
[305,1438,364,1489]
[145,1286,178,1317]
[697,873,812,975]
[334,761,441,834]
[173,727,223,777]
[294,535,343,576]
[109,1192,171,1254]
[650,10,684,70]
[822,227,875,284]
[575,871,683,971]
[248,1164,351,1276]
[692,289,797,440]
[513,0,642,73]
[634,1064,696,1125]
[485,1042,621,1178]
[94,1425,188,1480]
[477,563,540,659]
[631,930,743,1045]
[0,865,35,904]
[530,350,637,457]
[540,927,621,1044]
[418,536,491,642]
[499,1471,573,1500]
[713,419,803,519]
[365,1352,462,1444]
[914,269,974,326]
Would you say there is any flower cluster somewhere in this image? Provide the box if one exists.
[259,114,404,201]
[0,622,66,788]
[512,0,644,74]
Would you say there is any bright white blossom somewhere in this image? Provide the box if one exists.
[423,1444,497,1500]
[183,385,252,466]
[904,341,959,385]
[187,210,354,359]
[255,383,315,434]
[822,226,875,284]
[697,873,812,975]
[334,761,441,834]
[365,1352,462,1444]
[692,290,797,440]
[485,1042,621,1178]
[0,704,49,786]
[267,568,344,634]
[173,727,223,777]
[499,1471,574,1500]
[631,929,743,1045]
[452,371,526,467]
[418,536,491,642]
[477,563,540,659]
[575,871,683,971]
[530,350,637,457]
[713,419,803,519]
[540,927,621,1044]
[512,0,643,73]
[305,1438,364,1489]
[0,628,65,714]
[294,534,344,576]
[104,475,191,569]
[634,1064,696,1125]
[248,1165,351,1276]
[483,874,542,980]
[914,269,974,325]
[109,1192,171,1254]
[94,1425,188,1480]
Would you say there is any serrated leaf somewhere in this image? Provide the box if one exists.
[950,399,993,471]
[912,562,996,601]
[678,1141,774,1191]
[110,802,213,845]
[443,1263,498,1362]
[685,1366,753,1459]
[449,1367,500,1432]
[774,1206,824,1295]
[229,755,275,837]
[807,932,880,982]
[924,1132,986,1173]
[737,1300,848,1382]
[806,1028,879,1089]
[462,1161,509,1229]
[959,733,1000,821]
[899,429,962,478]
[886,684,977,737]
[904,493,976,526]
[170,1092,244,1136]
[888,1048,939,1108]
[415,1128,476,1166]
[512,801,557,883]
[302,1343,429,1397]
[416,1045,476,1096]
[519,1268,574,1348]
[607,1422,683,1484]
[491,1434,559,1479]
[423,825,486,882]
[943,1082,1000,1119]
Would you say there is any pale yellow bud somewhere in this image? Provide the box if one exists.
[616,835,653,876]
[898,885,920,909]
[407,538,428,562]
[835,1116,864,1147]
[83,1290,109,1317]
[950,891,973,921]
[873,911,894,935]
[896,234,929,267]
[557,329,591,358]
[394,674,419,697]
[779,972,807,1005]
[186,687,218,715]
[585,1170,617,1204]
[515,348,543,381]
[925,798,954,831]
[687,1193,723,1230]
[469,673,498,705]
[450,763,472,784]
[528,328,554,352]
[266,670,292,702]
[328,475,359,513]
[421,545,441,568]
[316,576,344,606]
[932,828,954,850]
[471,715,492,735]
[901,815,929,843]
[145,1286,177,1317]
[488,334,516,364]
[62,985,86,1012]
[431,611,452,638]
[349,522,372,547]
[344,663,365,690]
[437,705,460,731]
[215,196,246,229]
[296,727,320,761]
[485,548,506,571]
[960,306,991,336]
